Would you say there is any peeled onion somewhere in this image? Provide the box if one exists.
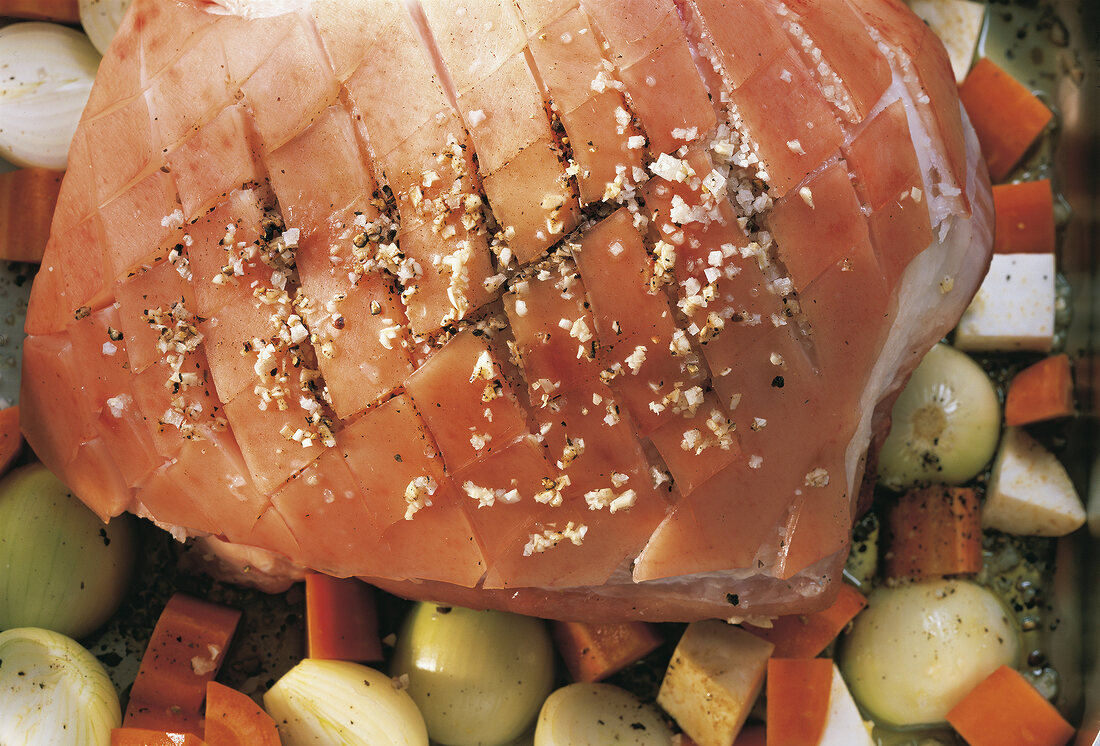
[391,603,554,746]
[0,627,121,746]
[838,579,1020,726]
[0,463,136,639]
[79,0,134,55]
[877,344,1001,490]
[534,683,673,745]
[263,659,429,746]
[0,23,100,169]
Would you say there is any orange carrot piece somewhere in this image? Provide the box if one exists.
[0,0,79,22]
[305,573,383,662]
[766,658,832,746]
[111,728,207,746]
[884,485,983,580]
[552,620,663,682]
[993,180,1056,254]
[124,594,241,736]
[743,584,866,658]
[203,682,281,746]
[946,665,1075,746]
[959,58,1053,182]
[0,169,63,263]
[0,405,22,475]
[734,725,767,746]
[678,725,766,746]
[1004,354,1074,426]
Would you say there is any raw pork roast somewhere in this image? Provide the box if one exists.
[21,0,993,621]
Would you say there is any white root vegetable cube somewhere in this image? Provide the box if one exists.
[983,427,1085,537]
[907,0,986,82]
[657,620,773,746]
[820,663,875,746]
[955,253,1056,353]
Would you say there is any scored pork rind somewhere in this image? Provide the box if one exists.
[22,0,993,621]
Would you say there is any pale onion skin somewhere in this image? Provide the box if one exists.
[0,23,100,169]
[391,603,554,746]
[0,627,121,746]
[877,343,1001,490]
[838,579,1020,726]
[534,683,673,746]
[263,659,428,746]
[0,463,135,639]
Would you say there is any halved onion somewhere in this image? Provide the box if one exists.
[534,683,673,745]
[79,0,134,55]
[391,603,554,746]
[0,627,121,746]
[263,659,428,746]
[0,23,100,169]
[0,463,136,640]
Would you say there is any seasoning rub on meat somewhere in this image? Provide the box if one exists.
[21,0,994,621]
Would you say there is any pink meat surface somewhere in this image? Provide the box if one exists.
[21,0,993,621]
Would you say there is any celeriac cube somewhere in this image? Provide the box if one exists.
[983,427,1085,537]
[907,0,986,82]
[820,662,875,746]
[657,620,773,746]
[955,253,1055,352]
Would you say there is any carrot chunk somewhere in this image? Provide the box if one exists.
[0,405,22,475]
[993,180,1056,254]
[305,573,383,663]
[123,594,241,736]
[734,725,767,746]
[946,665,1075,746]
[1004,354,1075,426]
[552,620,663,682]
[0,169,62,263]
[743,584,867,658]
[0,0,78,22]
[203,681,280,746]
[884,485,983,580]
[677,726,766,746]
[959,59,1052,182]
[766,658,833,746]
[111,728,207,746]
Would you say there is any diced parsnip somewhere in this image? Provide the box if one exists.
[954,253,1055,352]
[983,427,1085,537]
[819,663,875,746]
[657,621,773,746]
[906,0,985,82]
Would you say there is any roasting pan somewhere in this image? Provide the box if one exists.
[0,0,1095,742]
